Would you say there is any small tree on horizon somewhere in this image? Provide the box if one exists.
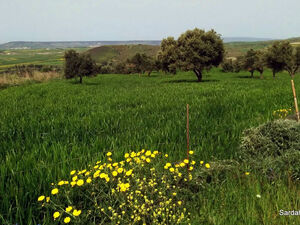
[64,50,97,83]
[265,41,288,78]
[127,53,157,76]
[254,50,266,79]
[243,49,258,78]
[284,46,300,79]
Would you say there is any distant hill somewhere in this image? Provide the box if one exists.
[87,37,300,64]
[88,45,160,64]
[0,37,276,50]
[0,41,161,50]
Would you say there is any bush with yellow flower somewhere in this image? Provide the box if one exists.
[37,149,213,224]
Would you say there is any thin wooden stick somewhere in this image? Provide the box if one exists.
[291,80,300,122]
[186,104,190,170]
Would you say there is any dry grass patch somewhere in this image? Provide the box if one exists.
[0,71,62,87]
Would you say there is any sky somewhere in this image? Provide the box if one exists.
[0,0,300,43]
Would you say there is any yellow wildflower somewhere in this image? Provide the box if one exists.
[70,170,76,175]
[53,211,60,219]
[245,172,250,176]
[76,179,84,186]
[66,206,73,212]
[73,209,82,216]
[37,195,45,201]
[205,163,210,169]
[46,197,50,202]
[64,217,71,223]
[126,170,133,176]
[189,150,194,155]
[100,173,107,178]
[51,188,59,195]
[86,178,92,183]
[112,171,118,177]
[106,152,112,157]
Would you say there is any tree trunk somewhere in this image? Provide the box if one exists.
[251,71,254,78]
[260,72,264,79]
[291,73,295,79]
[147,71,152,77]
[273,70,276,79]
[193,69,203,82]
[79,75,82,84]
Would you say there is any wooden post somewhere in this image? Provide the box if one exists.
[186,104,190,171]
[291,80,300,122]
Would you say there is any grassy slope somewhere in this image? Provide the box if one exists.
[88,44,160,63]
[0,48,88,72]
[0,70,300,224]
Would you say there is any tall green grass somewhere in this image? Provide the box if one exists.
[0,69,299,224]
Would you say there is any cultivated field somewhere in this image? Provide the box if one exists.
[0,48,88,72]
[1,69,300,224]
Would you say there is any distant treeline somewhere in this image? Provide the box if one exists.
[221,41,300,79]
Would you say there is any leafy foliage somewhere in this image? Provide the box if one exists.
[64,50,97,83]
[265,41,289,78]
[221,59,234,73]
[157,37,178,74]
[158,29,225,82]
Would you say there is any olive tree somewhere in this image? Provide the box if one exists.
[284,46,300,78]
[243,49,258,78]
[176,28,225,82]
[254,50,266,79]
[64,50,97,83]
[265,41,289,78]
[157,37,178,74]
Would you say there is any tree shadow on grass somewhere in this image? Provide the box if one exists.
[236,75,261,79]
[83,82,102,86]
[164,79,220,84]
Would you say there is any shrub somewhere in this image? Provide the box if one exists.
[221,59,234,73]
[36,150,215,224]
[240,119,300,158]
[239,119,300,181]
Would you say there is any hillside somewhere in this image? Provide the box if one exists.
[88,44,160,64]
[0,41,161,50]
[87,37,300,63]
[0,38,274,50]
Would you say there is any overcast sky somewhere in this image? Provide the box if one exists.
[1,0,299,43]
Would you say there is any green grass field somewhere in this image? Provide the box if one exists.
[0,48,88,72]
[0,69,300,224]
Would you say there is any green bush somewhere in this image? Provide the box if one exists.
[240,119,300,180]
[240,120,300,158]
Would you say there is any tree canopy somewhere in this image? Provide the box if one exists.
[64,50,97,83]
[158,28,225,82]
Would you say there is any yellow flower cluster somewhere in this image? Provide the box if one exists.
[273,108,292,119]
[37,149,210,224]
